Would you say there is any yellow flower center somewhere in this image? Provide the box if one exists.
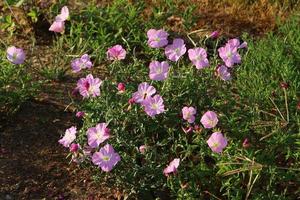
[102,156,110,161]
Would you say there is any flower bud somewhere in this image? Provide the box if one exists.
[70,143,80,152]
[117,82,126,93]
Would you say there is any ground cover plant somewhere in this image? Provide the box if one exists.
[53,2,299,199]
[1,0,299,199]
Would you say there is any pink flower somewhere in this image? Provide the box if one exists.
[188,48,209,69]
[49,6,69,33]
[143,95,165,117]
[209,31,219,39]
[149,61,169,81]
[139,145,147,154]
[165,38,186,62]
[69,143,80,152]
[207,132,227,153]
[76,74,102,98]
[218,44,241,67]
[107,45,126,60]
[58,126,77,147]
[132,82,156,103]
[87,123,110,148]
[55,6,69,22]
[216,65,231,81]
[227,38,247,49]
[182,106,197,123]
[200,111,218,129]
[6,46,26,64]
[147,29,169,48]
[117,82,126,93]
[49,21,65,33]
[71,54,93,73]
[76,111,85,118]
[92,144,121,172]
[163,158,180,176]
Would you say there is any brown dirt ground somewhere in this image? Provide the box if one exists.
[0,101,119,200]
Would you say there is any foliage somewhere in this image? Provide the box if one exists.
[55,1,300,199]
[0,46,37,114]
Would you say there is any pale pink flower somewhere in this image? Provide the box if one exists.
[92,144,121,172]
[71,54,93,73]
[227,38,247,49]
[132,82,156,103]
[6,46,26,64]
[55,6,69,22]
[165,38,186,62]
[207,132,228,153]
[76,74,102,98]
[49,21,65,33]
[143,95,165,117]
[182,106,197,123]
[200,111,218,129]
[87,123,110,148]
[58,126,77,147]
[149,61,169,81]
[163,158,180,176]
[188,47,209,69]
[107,45,126,60]
[147,29,169,48]
[218,44,241,67]
[216,65,231,81]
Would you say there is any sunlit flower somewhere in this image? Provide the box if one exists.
[92,144,121,172]
[55,6,69,21]
[143,95,165,117]
[218,44,241,67]
[147,29,169,48]
[188,47,209,69]
[71,54,93,73]
[207,132,227,153]
[49,21,65,33]
[216,65,231,81]
[182,106,197,123]
[107,45,126,60]
[76,74,102,98]
[132,82,156,103]
[58,126,77,147]
[200,111,218,129]
[163,158,180,176]
[149,61,170,81]
[6,46,26,64]
[49,6,69,33]
[165,38,186,62]
[87,123,110,148]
